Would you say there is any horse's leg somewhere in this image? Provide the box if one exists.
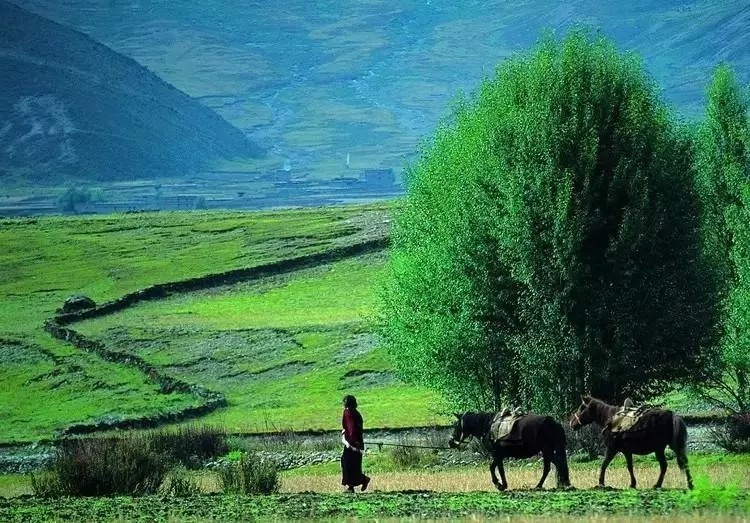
[497,458,508,490]
[669,416,694,490]
[675,448,693,490]
[598,447,617,488]
[535,450,552,489]
[489,458,501,490]
[653,448,668,489]
[624,452,636,489]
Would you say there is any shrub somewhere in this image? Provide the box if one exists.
[709,412,750,453]
[30,470,63,498]
[160,466,202,497]
[41,436,170,497]
[390,444,422,468]
[219,453,279,494]
[564,423,606,461]
[149,424,228,468]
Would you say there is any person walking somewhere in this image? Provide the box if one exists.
[340,394,370,492]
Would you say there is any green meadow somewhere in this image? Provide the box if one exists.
[0,204,443,443]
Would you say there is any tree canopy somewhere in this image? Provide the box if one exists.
[378,31,718,416]
[695,64,750,413]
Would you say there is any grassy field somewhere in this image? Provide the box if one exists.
[2,491,748,522]
[70,249,443,432]
[0,204,448,443]
[2,454,749,520]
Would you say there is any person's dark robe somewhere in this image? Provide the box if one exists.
[341,407,367,487]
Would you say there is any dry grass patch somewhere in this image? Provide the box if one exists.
[280,459,749,493]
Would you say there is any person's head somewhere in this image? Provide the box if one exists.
[343,395,357,409]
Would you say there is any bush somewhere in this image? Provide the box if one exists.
[160,466,202,497]
[41,436,170,496]
[564,423,606,461]
[468,438,492,460]
[30,470,63,498]
[226,431,339,453]
[219,452,279,494]
[149,424,228,468]
[390,444,422,468]
[56,186,91,213]
[710,412,750,453]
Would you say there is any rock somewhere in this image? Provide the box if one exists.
[60,294,96,313]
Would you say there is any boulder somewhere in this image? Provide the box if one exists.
[60,294,96,313]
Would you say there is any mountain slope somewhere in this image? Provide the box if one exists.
[0,1,263,183]
[15,0,750,184]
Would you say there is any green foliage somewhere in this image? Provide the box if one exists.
[56,186,91,213]
[379,29,717,415]
[685,475,743,511]
[35,436,170,497]
[694,64,750,413]
[4,488,750,520]
[388,442,439,469]
[29,470,63,498]
[564,424,606,461]
[709,412,750,453]
[148,424,229,469]
[218,452,280,494]
[30,427,231,497]
[160,466,202,497]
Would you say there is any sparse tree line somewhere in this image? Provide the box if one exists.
[379,30,750,419]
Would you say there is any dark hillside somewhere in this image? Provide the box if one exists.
[14,0,750,183]
[0,1,263,183]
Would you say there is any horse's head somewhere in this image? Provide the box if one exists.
[448,412,470,448]
[569,395,595,430]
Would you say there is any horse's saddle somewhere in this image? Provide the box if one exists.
[489,408,525,442]
[609,405,652,433]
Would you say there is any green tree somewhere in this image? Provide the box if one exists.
[57,186,91,213]
[695,64,750,413]
[378,31,718,416]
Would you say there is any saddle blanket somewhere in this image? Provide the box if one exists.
[609,406,652,433]
[489,408,525,442]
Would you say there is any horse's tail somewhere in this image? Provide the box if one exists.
[554,421,571,487]
[671,413,693,489]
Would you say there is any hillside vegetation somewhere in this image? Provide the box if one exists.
[0,1,262,185]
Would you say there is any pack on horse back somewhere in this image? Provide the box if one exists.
[489,408,526,444]
[608,405,654,434]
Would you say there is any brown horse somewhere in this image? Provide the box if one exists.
[449,412,571,490]
[569,396,693,489]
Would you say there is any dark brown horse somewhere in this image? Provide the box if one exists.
[569,396,693,489]
[449,412,571,490]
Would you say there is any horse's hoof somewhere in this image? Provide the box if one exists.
[495,483,507,491]
[652,485,663,490]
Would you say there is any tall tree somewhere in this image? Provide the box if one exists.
[378,31,718,416]
[695,64,750,412]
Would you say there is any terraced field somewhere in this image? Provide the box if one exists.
[72,251,443,432]
[0,204,446,443]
